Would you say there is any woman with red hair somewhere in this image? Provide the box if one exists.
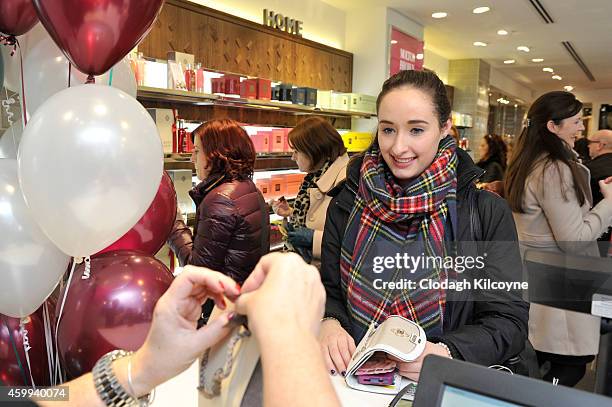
[168,119,269,287]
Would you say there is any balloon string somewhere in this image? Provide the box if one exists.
[68,63,72,88]
[20,319,36,389]
[54,259,77,384]
[42,302,56,386]
[2,87,18,153]
[108,68,114,86]
[2,315,29,386]
[82,256,91,279]
[15,38,27,125]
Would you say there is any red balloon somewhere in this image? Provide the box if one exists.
[97,172,177,256]
[57,251,173,379]
[0,306,52,386]
[32,0,164,76]
[0,0,38,37]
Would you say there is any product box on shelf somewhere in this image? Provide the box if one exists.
[167,169,194,216]
[272,85,281,101]
[240,79,258,99]
[203,71,223,94]
[331,92,349,111]
[257,78,272,100]
[269,175,287,198]
[271,129,286,153]
[211,77,226,94]
[167,61,187,90]
[348,93,376,114]
[252,131,271,153]
[316,90,332,109]
[224,75,242,96]
[283,128,292,152]
[143,60,168,89]
[342,132,374,152]
[305,88,317,106]
[147,108,174,154]
[167,51,195,69]
[255,178,271,200]
[285,173,305,197]
[278,83,293,102]
[292,87,307,105]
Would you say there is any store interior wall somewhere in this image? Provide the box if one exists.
[488,67,534,104]
[423,48,449,84]
[573,88,612,136]
[187,0,346,49]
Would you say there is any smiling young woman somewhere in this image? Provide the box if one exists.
[318,70,529,380]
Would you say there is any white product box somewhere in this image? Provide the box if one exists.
[148,108,174,154]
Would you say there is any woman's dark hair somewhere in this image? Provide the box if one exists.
[505,91,587,213]
[477,134,507,170]
[288,117,347,170]
[193,119,255,180]
[376,70,451,127]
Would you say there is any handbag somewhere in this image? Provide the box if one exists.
[198,304,261,407]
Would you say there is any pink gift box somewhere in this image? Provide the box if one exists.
[251,131,271,153]
[271,129,285,153]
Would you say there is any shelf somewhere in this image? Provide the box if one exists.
[137,86,375,119]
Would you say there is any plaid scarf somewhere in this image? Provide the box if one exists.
[340,136,458,342]
[292,160,331,228]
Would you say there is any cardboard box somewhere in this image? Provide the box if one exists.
[317,90,332,109]
[147,108,174,154]
[278,83,293,102]
[167,61,186,90]
[240,79,258,99]
[271,129,285,153]
[292,87,307,105]
[331,92,349,111]
[257,78,272,100]
[224,75,242,95]
[255,178,271,200]
[252,131,271,153]
[270,175,287,198]
[143,60,168,89]
[167,51,194,68]
[348,93,376,114]
[211,77,225,94]
[305,88,317,106]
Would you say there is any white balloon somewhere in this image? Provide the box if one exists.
[0,159,70,318]
[22,31,137,116]
[18,85,163,257]
[0,121,22,159]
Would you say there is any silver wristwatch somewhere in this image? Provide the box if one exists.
[92,349,151,407]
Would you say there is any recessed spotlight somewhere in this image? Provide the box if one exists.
[473,6,490,14]
[514,104,518,108]
[552,75,562,80]
[390,40,398,44]
[473,41,488,47]
[416,53,424,60]
[531,58,544,62]
[564,85,574,91]
[543,67,554,72]
[517,46,530,52]
[503,59,515,64]
[432,12,448,19]
[497,29,508,35]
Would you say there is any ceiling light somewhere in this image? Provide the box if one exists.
[473,7,490,14]
[564,85,574,91]
[503,59,515,64]
[542,67,554,73]
[531,58,544,62]
[416,53,424,60]
[473,41,488,47]
[497,29,508,35]
[514,104,518,108]
[517,46,530,52]
[432,12,448,19]
[552,75,562,80]
[390,40,398,44]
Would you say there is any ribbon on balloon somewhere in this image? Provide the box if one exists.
[19,319,36,388]
[0,36,28,124]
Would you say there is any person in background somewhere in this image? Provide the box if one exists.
[39,253,339,407]
[573,130,591,163]
[505,91,612,386]
[270,117,349,263]
[449,124,460,144]
[476,134,507,183]
[319,70,528,380]
[167,119,269,320]
[585,129,612,254]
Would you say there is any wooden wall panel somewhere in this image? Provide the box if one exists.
[139,0,352,92]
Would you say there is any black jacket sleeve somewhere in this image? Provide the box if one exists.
[435,190,529,365]
[320,193,352,331]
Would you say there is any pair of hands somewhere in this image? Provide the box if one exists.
[318,320,450,382]
[130,252,326,394]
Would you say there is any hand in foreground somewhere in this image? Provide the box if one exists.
[270,198,292,217]
[128,266,241,394]
[235,252,325,338]
[388,341,451,382]
[319,319,356,376]
[287,227,314,248]
[600,176,612,202]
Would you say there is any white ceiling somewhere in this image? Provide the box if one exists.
[321,0,612,94]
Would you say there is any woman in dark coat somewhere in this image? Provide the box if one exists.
[318,70,528,380]
[167,119,269,285]
[476,134,507,183]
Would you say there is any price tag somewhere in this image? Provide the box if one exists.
[591,293,612,318]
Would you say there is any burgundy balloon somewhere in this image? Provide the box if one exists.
[0,306,52,386]
[32,0,165,76]
[97,172,177,256]
[0,0,39,37]
[57,251,173,379]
